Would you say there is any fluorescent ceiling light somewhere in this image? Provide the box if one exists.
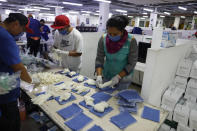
[63,2,83,6]
[123,13,127,16]
[33,6,50,10]
[178,6,187,11]
[164,12,171,15]
[143,8,153,12]
[128,16,133,18]
[142,12,147,15]
[93,13,99,16]
[0,0,6,2]
[81,11,91,13]
[19,8,40,11]
[47,5,64,8]
[143,16,148,18]
[140,18,145,20]
[96,10,100,13]
[194,11,197,14]
[94,0,111,3]
[0,3,2,5]
[115,9,127,13]
[69,11,79,14]
[181,16,185,18]
[160,15,165,18]
[39,13,54,16]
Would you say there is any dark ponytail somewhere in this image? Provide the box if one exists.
[106,15,129,31]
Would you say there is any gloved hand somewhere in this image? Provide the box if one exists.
[54,49,69,55]
[111,75,121,88]
[96,75,102,87]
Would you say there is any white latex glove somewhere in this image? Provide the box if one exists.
[54,49,69,55]
[96,75,102,87]
[31,77,40,84]
[111,75,121,88]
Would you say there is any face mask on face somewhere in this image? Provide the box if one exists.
[108,34,121,42]
[14,32,24,41]
[59,29,68,35]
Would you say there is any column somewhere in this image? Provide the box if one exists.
[157,18,164,27]
[135,17,140,27]
[149,12,158,28]
[34,11,39,20]
[151,28,163,49]
[55,7,62,16]
[174,16,180,29]
[98,2,110,32]
[191,16,197,30]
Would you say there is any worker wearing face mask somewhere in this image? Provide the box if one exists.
[95,15,138,90]
[0,13,33,131]
[51,15,83,72]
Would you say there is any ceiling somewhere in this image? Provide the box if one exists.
[0,0,197,17]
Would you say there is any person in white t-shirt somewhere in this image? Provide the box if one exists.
[51,15,83,72]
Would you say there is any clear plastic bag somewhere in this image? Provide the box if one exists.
[0,71,21,94]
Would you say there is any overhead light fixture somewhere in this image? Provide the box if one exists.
[39,13,54,16]
[19,8,40,11]
[93,13,99,16]
[69,11,79,14]
[164,12,171,15]
[33,6,50,10]
[140,17,145,20]
[160,15,165,18]
[94,0,111,3]
[194,11,197,14]
[0,0,7,2]
[96,10,100,13]
[63,2,83,6]
[123,13,127,16]
[128,16,133,18]
[181,16,185,18]
[143,8,153,12]
[178,6,187,11]
[47,5,64,8]
[142,12,147,15]
[115,9,127,13]
[81,11,91,13]
[0,3,2,5]
[143,16,148,18]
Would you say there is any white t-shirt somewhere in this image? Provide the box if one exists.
[54,28,83,71]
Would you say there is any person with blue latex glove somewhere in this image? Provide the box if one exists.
[95,15,138,90]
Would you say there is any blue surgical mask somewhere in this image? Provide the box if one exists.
[108,34,121,42]
[14,32,24,41]
[59,30,68,35]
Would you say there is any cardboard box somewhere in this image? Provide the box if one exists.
[190,60,197,79]
[159,123,171,131]
[174,76,187,90]
[177,123,192,131]
[176,59,193,77]
[185,79,197,97]
[189,109,197,130]
[173,104,190,125]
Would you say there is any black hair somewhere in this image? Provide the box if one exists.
[40,19,45,23]
[106,15,129,31]
[4,13,28,26]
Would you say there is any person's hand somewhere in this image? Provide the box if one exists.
[96,75,102,87]
[111,75,121,88]
[68,51,82,57]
